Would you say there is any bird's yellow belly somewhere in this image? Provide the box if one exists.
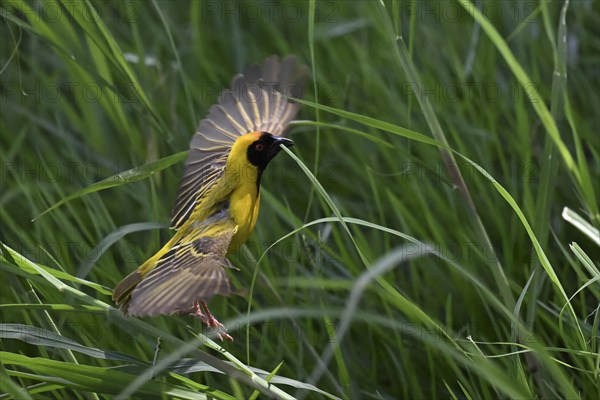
[227,184,260,252]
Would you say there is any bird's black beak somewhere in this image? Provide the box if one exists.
[268,136,294,159]
[273,136,294,149]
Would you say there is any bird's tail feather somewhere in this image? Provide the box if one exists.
[112,237,176,313]
[112,268,143,313]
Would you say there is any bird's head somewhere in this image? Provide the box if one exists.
[228,131,294,172]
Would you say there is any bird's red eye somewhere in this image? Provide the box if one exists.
[255,143,265,151]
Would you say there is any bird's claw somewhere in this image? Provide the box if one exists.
[190,301,233,341]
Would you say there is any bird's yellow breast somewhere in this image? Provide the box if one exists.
[219,132,264,251]
[227,181,260,251]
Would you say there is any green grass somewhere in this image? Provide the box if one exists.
[1,0,599,398]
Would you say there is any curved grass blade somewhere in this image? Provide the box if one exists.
[34,151,188,220]
[1,352,214,400]
[168,358,342,399]
[0,304,105,313]
[77,222,167,279]
[562,207,600,246]
[292,98,439,147]
[457,0,579,183]
[290,120,394,149]
[0,324,141,363]
[66,0,165,132]
[1,243,112,295]
[0,362,34,400]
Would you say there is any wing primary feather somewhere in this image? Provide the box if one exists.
[246,88,261,127]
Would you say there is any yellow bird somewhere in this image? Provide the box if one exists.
[113,56,308,340]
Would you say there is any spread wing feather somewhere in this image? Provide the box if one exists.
[126,212,238,317]
[170,55,309,229]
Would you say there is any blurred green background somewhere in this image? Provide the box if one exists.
[1,0,598,399]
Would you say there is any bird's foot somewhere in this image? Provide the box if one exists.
[190,301,233,341]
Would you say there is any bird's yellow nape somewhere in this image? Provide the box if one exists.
[226,132,263,171]
[228,131,264,156]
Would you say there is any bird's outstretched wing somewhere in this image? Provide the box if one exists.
[170,55,309,229]
[126,212,238,317]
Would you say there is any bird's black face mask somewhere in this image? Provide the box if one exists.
[246,132,294,171]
